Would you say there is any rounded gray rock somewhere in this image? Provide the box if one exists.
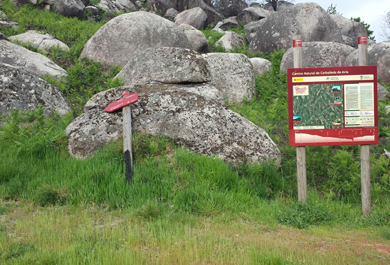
[115,47,211,87]
[53,0,85,18]
[0,63,71,116]
[67,87,281,165]
[280,42,355,72]
[248,3,343,53]
[80,11,192,67]
[0,39,67,80]
[213,0,247,18]
[203,53,255,102]
[250,57,271,76]
[330,14,367,48]
[175,7,208,30]
[345,42,390,84]
[236,6,270,25]
[216,31,245,51]
[179,24,209,53]
[9,30,69,54]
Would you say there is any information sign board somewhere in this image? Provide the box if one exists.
[288,66,378,146]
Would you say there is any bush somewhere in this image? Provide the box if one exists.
[277,203,333,229]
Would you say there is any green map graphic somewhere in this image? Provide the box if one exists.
[293,83,343,129]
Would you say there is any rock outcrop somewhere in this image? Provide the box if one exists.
[0,39,67,79]
[345,42,390,84]
[280,42,355,72]
[66,86,281,165]
[263,0,293,11]
[79,11,191,67]
[116,47,211,87]
[94,0,136,13]
[53,0,85,18]
[0,63,71,116]
[246,3,343,53]
[236,6,270,25]
[203,53,255,102]
[330,14,367,48]
[216,31,245,51]
[175,7,208,29]
[250,57,271,76]
[213,0,247,18]
[9,30,69,54]
[178,24,209,53]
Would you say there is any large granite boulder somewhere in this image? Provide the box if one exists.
[213,0,247,18]
[263,0,293,11]
[147,0,223,25]
[0,63,71,116]
[9,30,69,54]
[175,7,208,29]
[280,42,355,72]
[246,3,343,53]
[244,19,266,43]
[345,42,390,84]
[94,0,136,13]
[66,86,281,165]
[330,14,367,48]
[215,31,245,51]
[178,24,209,53]
[165,8,179,19]
[219,17,240,30]
[236,6,270,25]
[0,40,67,80]
[250,57,271,76]
[79,11,191,67]
[115,47,211,87]
[53,0,85,18]
[203,53,255,102]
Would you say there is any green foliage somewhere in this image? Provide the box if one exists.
[325,150,361,201]
[36,184,71,206]
[326,3,342,15]
[277,203,333,229]
[351,17,375,41]
[202,29,226,52]
[43,58,124,115]
[381,227,390,240]
[1,243,35,261]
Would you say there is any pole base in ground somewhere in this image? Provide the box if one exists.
[124,150,133,183]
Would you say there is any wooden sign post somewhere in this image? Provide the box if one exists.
[293,38,307,203]
[105,91,138,183]
[358,36,371,216]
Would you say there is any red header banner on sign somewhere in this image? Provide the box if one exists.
[288,66,378,147]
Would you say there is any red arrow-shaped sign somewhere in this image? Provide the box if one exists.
[104,92,138,113]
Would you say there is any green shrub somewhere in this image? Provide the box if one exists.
[277,203,333,229]
[36,184,71,206]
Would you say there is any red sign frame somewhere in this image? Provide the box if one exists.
[288,66,378,147]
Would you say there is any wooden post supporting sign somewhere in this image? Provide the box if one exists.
[358,36,371,215]
[293,38,307,203]
[104,91,138,183]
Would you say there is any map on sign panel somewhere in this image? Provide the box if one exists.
[293,83,343,130]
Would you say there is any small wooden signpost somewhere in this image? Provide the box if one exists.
[105,91,138,183]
